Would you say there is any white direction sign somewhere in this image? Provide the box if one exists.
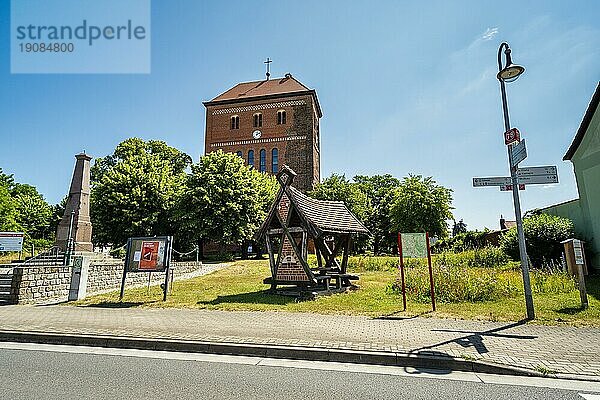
[517,166,559,184]
[473,177,512,187]
[511,140,527,167]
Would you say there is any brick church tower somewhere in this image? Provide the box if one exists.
[203,73,322,192]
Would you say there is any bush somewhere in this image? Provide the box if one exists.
[432,231,489,252]
[389,264,576,303]
[500,214,575,268]
[434,248,509,269]
[346,248,509,272]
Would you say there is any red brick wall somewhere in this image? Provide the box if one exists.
[204,93,321,192]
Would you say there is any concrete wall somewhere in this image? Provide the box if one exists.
[569,106,600,268]
[10,260,203,305]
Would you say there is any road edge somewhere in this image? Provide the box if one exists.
[0,329,597,382]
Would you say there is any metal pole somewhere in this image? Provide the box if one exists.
[498,43,535,320]
[425,232,436,312]
[397,233,407,311]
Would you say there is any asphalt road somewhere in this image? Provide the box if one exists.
[0,343,598,400]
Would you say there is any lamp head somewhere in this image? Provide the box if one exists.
[497,47,525,82]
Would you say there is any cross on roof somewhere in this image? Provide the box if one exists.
[264,57,272,80]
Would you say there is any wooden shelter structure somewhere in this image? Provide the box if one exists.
[255,166,370,294]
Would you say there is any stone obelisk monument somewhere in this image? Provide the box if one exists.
[55,153,93,252]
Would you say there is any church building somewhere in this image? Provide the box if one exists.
[203,71,322,192]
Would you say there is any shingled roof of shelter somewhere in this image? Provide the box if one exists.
[286,186,370,235]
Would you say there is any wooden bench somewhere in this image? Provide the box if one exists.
[314,275,332,290]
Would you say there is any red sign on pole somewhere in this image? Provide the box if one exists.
[504,128,520,145]
[500,184,526,191]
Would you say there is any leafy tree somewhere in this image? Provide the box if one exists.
[452,219,468,236]
[354,174,400,254]
[90,138,191,246]
[0,184,19,232]
[175,150,278,251]
[12,184,53,240]
[500,213,575,267]
[388,175,453,239]
[309,174,370,222]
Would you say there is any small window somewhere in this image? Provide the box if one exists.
[230,115,239,130]
[253,113,263,128]
[248,150,255,168]
[271,148,279,173]
[277,110,286,125]
[259,149,266,172]
[236,151,243,158]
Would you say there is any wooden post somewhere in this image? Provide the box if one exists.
[577,263,589,309]
[341,235,350,275]
[426,232,436,312]
[397,233,406,311]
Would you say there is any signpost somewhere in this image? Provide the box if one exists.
[397,233,435,312]
[120,236,173,301]
[511,139,527,167]
[0,232,24,252]
[473,177,512,187]
[504,128,520,145]
[474,166,558,188]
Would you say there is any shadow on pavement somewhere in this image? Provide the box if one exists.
[80,301,156,308]
[423,319,534,355]
[197,290,296,306]
[373,310,432,321]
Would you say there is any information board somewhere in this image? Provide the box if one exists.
[401,233,427,258]
[0,232,24,252]
[125,236,171,272]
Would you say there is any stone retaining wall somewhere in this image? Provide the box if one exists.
[11,260,203,305]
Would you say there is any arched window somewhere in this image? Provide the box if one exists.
[230,115,239,130]
[271,148,278,173]
[259,149,266,172]
[277,110,286,125]
[253,113,263,128]
[248,150,255,169]
[236,151,243,158]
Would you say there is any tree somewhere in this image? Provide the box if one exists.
[175,150,278,251]
[354,174,400,254]
[388,175,453,238]
[90,138,191,246]
[500,213,575,267]
[452,219,467,236]
[12,184,53,241]
[309,174,370,222]
[0,184,19,232]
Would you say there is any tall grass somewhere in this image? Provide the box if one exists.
[388,265,576,303]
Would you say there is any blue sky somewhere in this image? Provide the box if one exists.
[1,0,599,230]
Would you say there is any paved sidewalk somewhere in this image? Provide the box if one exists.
[0,305,598,378]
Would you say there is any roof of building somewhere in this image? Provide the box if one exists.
[255,167,370,240]
[287,186,370,235]
[564,82,600,161]
[203,74,322,117]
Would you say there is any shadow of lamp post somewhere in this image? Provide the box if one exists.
[497,42,535,320]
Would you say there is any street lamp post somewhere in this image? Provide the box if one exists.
[497,42,535,320]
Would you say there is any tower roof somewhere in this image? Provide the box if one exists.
[204,74,322,117]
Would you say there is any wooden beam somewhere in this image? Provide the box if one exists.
[267,227,305,235]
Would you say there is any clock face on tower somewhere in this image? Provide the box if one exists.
[252,130,262,139]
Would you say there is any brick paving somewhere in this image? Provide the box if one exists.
[0,305,598,377]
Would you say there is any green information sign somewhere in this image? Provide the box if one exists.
[401,233,427,258]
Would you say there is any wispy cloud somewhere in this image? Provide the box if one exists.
[482,27,498,41]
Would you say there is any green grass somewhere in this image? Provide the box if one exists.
[73,259,600,326]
